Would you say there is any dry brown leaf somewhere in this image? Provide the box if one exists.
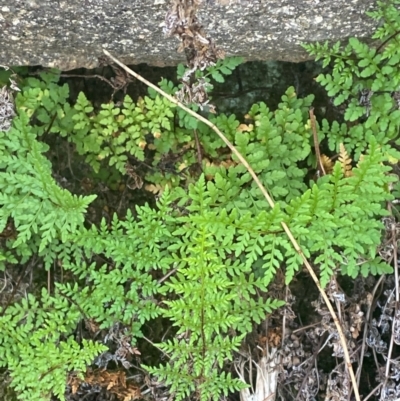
[70,369,141,401]
[125,163,143,190]
[84,318,100,334]
[67,374,80,395]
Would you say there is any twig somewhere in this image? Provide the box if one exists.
[42,113,57,137]
[292,322,321,334]
[381,217,399,399]
[142,335,170,360]
[281,286,288,347]
[102,48,361,401]
[309,107,325,176]
[57,287,88,318]
[48,268,51,294]
[32,70,118,90]
[0,271,7,294]
[66,141,76,179]
[157,266,179,285]
[363,382,383,401]
[392,219,399,304]
[295,335,324,401]
[375,30,400,54]
[60,73,116,89]
[356,275,384,386]
[193,129,203,168]
[0,262,29,317]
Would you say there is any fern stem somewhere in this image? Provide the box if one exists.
[102,49,361,401]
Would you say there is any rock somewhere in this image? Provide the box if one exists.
[0,0,378,70]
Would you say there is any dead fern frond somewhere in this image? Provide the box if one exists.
[339,143,353,177]
[321,154,334,175]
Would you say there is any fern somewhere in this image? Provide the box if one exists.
[0,8,399,399]
[0,289,106,401]
[144,180,284,401]
[303,0,400,160]
[0,100,95,270]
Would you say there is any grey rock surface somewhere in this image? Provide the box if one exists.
[0,0,379,70]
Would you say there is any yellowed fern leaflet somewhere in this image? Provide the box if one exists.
[321,154,334,175]
[339,143,353,177]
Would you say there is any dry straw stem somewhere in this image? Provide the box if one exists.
[102,48,361,401]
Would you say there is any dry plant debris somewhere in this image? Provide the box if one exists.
[238,268,400,401]
[68,368,140,401]
[97,55,134,98]
[320,154,334,175]
[66,325,142,401]
[0,78,16,132]
[164,0,225,73]
[93,323,141,370]
[164,0,225,109]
